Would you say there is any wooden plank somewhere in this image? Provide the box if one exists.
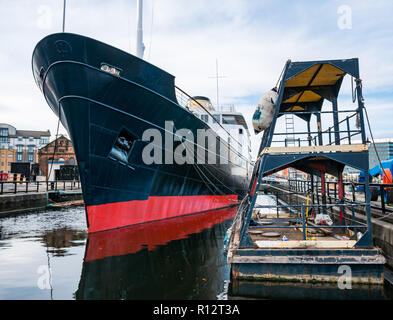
[261,143,368,155]
[231,254,386,265]
[255,239,356,249]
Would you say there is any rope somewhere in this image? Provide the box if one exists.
[43,234,53,300]
[178,124,240,203]
[274,62,287,89]
[185,143,239,203]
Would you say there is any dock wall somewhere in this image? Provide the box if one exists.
[0,191,83,217]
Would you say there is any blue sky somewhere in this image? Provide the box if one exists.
[1,0,393,154]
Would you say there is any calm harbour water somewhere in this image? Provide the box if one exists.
[0,204,235,300]
[0,194,392,300]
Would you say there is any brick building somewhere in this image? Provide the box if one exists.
[0,149,16,173]
[38,135,77,180]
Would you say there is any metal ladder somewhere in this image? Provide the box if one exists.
[285,114,296,147]
[285,114,297,182]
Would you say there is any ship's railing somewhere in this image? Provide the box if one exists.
[175,87,190,109]
[273,109,362,147]
[218,104,236,112]
[0,180,81,195]
[174,85,247,152]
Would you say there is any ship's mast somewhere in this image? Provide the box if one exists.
[136,0,145,59]
[209,59,226,111]
[62,0,66,32]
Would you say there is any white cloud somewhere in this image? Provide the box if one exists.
[0,0,392,151]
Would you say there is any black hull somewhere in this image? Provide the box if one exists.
[32,33,252,232]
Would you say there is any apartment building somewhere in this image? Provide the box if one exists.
[0,123,50,173]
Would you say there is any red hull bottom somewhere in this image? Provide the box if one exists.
[86,194,238,233]
[85,207,238,261]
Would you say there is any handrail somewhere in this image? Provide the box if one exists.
[175,85,244,149]
[0,180,81,195]
[263,177,393,216]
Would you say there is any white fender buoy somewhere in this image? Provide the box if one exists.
[252,87,278,134]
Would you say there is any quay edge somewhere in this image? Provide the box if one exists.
[230,248,386,285]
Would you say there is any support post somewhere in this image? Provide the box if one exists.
[316,112,323,145]
[338,169,346,232]
[301,204,306,240]
[332,96,340,145]
[359,162,373,248]
[307,120,312,147]
[320,172,327,215]
[346,116,351,144]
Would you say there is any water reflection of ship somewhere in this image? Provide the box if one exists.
[75,208,236,299]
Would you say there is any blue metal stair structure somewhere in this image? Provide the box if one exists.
[238,58,374,249]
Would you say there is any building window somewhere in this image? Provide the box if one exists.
[28,154,34,162]
[17,154,23,162]
[8,154,13,158]
[29,137,34,142]
[28,146,34,153]
[0,128,8,142]
[18,137,22,142]
[17,145,23,152]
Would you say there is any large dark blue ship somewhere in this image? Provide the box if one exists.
[32,33,252,232]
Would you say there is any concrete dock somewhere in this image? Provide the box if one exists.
[0,187,83,217]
